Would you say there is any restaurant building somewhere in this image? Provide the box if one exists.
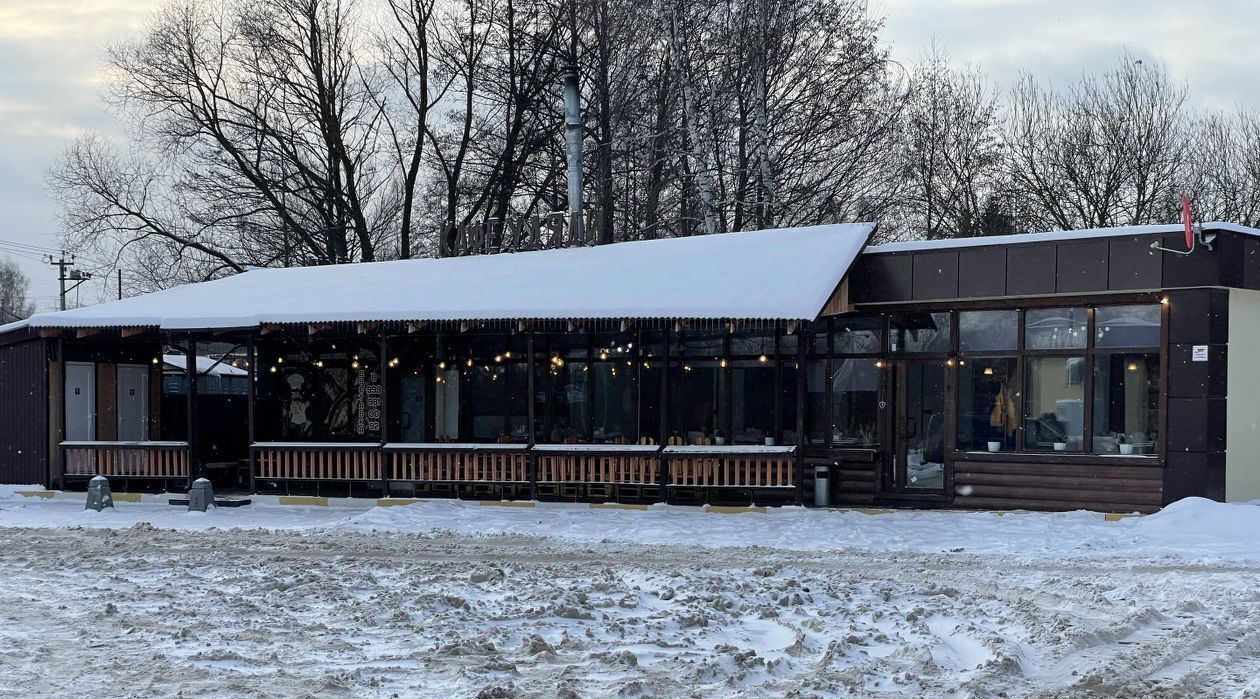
[0,221,1256,513]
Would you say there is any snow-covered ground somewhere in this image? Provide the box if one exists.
[1,487,1259,697]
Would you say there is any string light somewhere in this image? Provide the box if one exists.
[438,361,447,370]
[151,357,159,365]
[719,358,727,368]
[466,358,474,367]
[494,354,503,363]
[983,367,994,376]
[504,351,512,359]
[599,350,608,360]
[351,360,360,369]
[270,366,278,373]
[758,354,768,363]
[277,356,284,364]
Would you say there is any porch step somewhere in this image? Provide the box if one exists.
[166,497,252,508]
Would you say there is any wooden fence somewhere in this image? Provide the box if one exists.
[62,441,189,478]
[386,445,528,482]
[253,443,382,481]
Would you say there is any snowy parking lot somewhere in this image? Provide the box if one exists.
[1,490,1259,697]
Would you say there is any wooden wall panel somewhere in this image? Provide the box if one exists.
[1108,237,1162,290]
[957,248,1007,298]
[0,339,50,486]
[911,252,959,300]
[1057,241,1110,293]
[1006,246,1057,296]
[952,460,1163,513]
[95,362,117,442]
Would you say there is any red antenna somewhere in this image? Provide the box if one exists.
[1182,195,1194,251]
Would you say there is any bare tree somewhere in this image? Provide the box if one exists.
[0,258,34,322]
[1005,53,1188,231]
[1181,109,1260,227]
[900,44,1006,239]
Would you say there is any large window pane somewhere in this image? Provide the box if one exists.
[832,316,882,354]
[469,364,507,440]
[1024,356,1086,451]
[591,362,634,443]
[957,358,1018,451]
[508,363,529,440]
[891,312,950,353]
[804,359,827,446]
[1025,308,1087,349]
[548,362,589,442]
[731,360,775,444]
[959,311,1018,352]
[671,360,722,444]
[780,360,799,445]
[831,358,880,448]
[1095,305,1161,348]
[1093,353,1159,455]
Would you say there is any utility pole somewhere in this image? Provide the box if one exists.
[45,252,93,311]
[117,269,123,301]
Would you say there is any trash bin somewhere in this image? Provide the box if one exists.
[813,464,830,508]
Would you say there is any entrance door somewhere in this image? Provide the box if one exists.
[116,364,149,441]
[65,362,96,441]
[888,361,949,495]
[399,374,428,442]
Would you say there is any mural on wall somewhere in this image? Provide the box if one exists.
[278,349,381,439]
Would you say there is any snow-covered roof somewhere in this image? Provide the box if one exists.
[162,355,248,376]
[865,222,1260,254]
[4,223,874,332]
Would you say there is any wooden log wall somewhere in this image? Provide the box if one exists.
[536,453,657,484]
[952,460,1163,513]
[255,447,382,481]
[390,450,528,482]
[667,455,794,487]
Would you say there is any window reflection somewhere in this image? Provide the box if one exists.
[1024,356,1085,451]
[1093,353,1158,455]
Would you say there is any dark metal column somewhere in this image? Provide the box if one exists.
[184,337,200,490]
[526,333,537,501]
[246,334,257,494]
[379,335,390,498]
[795,322,808,506]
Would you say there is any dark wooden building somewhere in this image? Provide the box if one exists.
[1,221,1256,513]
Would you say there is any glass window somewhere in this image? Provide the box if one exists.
[591,362,634,443]
[803,359,827,446]
[1095,305,1161,348]
[731,360,775,444]
[546,361,589,442]
[780,359,799,445]
[891,312,950,353]
[1024,356,1086,451]
[670,360,723,444]
[956,358,1018,452]
[469,364,507,440]
[508,363,529,440]
[831,358,880,448]
[435,367,460,440]
[1093,353,1158,455]
[832,316,883,354]
[959,311,1018,352]
[639,359,662,443]
[731,330,775,358]
[1025,308,1087,350]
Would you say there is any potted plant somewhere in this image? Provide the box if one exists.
[1118,434,1135,456]
[987,440,1002,453]
[714,429,727,446]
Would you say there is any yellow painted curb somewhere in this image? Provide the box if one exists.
[856,508,893,516]
[112,493,142,503]
[377,498,426,507]
[705,505,767,515]
[479,501,535,508]
[1104,512,1141,522]
[590,503,650,511]
[279,496,329,507]
[17,491,53,499]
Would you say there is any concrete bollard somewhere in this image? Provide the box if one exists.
[188,478,215,512]
[85,475,114,512]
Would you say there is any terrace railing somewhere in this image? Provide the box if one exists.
[252,442,382,481]
[534,444,661,485]
[62,440,189,479]
[384,443,529,483]
[663,445,797,488]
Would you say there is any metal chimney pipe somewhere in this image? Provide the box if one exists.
[563,65,584,244]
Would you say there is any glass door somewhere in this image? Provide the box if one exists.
[888,361,949,494]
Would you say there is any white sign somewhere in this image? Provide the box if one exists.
[1192,345,1209,362]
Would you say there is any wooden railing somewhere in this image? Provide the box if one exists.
[62,441,189,478]
[534,445,661,484]
[663,446,797,488]
[384,443,528,483]
[253,442,382,481]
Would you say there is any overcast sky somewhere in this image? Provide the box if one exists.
[3,0,1260,310]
